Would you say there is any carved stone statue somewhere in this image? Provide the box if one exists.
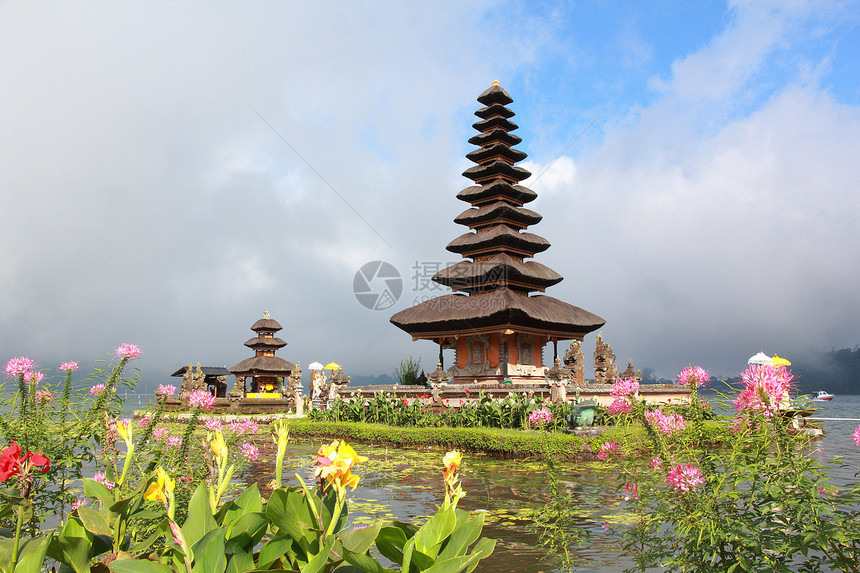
[593,334,618,385]
[310,370,326,407]
[563,340,585,387]
[545,357,571,403]
[286,362,303,414]
[180,362,207,401]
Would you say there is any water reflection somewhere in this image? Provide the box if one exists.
[244,442,636,573]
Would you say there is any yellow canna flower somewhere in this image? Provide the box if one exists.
[443,450,462,481]
[210,430,228,467]
[144,467,175,504]
[116,420,131,444]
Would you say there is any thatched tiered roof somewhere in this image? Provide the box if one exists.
[230,313,295,375]
[390,82,604,340]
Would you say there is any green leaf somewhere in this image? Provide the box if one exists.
[14,534,52,573]
[338,521,382,555]
[374,526,407,564]
[48,533,93,573]
[83,479,115,506]
[341,548,395,573]
[225,547,254,573]
[414,506,457,559]
[224,512,268,553]
[77,507,113,537]
[183,483,217,549]
[437,512,483,562]
[256,535,294,570]
[299,534,335,573]
[108,558,175,573]
[190,527,227,573]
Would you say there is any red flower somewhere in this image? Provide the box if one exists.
[0,441,22,482]
[0,441,50,482]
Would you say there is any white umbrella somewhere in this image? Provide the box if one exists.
[308,361,324,371]
[748,351,773,366]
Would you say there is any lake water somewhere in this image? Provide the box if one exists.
[127,393,860,572]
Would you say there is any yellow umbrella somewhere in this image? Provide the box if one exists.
[772,355,791,367]
[324,362,341,370]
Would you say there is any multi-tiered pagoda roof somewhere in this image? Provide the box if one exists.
[391,82,605,341]
[230,313,295,376]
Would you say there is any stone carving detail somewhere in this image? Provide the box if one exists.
[593,334,618,385]
[619,359,642,381]
[180,362,206,401]
[563,340,585,386]
[287,362,303,414]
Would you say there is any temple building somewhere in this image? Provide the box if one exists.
[229,312,295,398]
[391,82,605,384]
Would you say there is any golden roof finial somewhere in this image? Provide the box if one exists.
[263,310,270,319]
[492,79,500,87]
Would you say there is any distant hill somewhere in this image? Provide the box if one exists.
[349,373,396,387]
[791,347,860,395]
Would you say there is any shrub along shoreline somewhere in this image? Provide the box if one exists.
[284,419,733,460]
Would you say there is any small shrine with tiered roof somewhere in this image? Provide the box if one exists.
[391,82,605,384]
[229,312,296,398]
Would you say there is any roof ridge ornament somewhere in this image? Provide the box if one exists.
[492,79,500,86]
[263,310,270,319]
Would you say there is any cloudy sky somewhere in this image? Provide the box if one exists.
[2,0,859,387]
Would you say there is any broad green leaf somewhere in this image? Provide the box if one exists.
[183,483,217,549]
[374,526,407,564]
[48,534,93,573]
[414,507,457,558]
[462,537,495,573]
[224,512,268,553]
[15,534,52,573]
[190,527,227,573]
[83,479,115,507]
[338,521,382,555]
[437,513,483,562]
[256,535,293,570]
[342,548,395,573]
[108,558,174,573]
[300,535,335,573]
[77,507,113,537]
[225,547,254,573]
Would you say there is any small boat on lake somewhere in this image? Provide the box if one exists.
[812,390,835,401]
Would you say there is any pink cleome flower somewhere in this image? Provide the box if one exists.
[241,442,260,462]
[93,471,115,491]
[853,424,860,448]
[71,497,88,511]
[27,371,44,385]
[116,343,141,360]
[667,463,705,493]
[155,384,176,397]
[59,361,79,373]
[137,416,152,428]
[188,390,216,411]
[89,383,107,395]
[153,427,169,440]
[734,364,794,417]
[528,407,553,426]
[229,419,258,435]
[6,357,34,378]
[35,389,53,403]
[203,419,223,432]
[608,398,631,416]
[677,366,709,388]
[611,378,639,398]
[623,482,639,501]
[597,441,620,461]
[645,409,686,435]
[650,457,663,469]
[166,435,182,448]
